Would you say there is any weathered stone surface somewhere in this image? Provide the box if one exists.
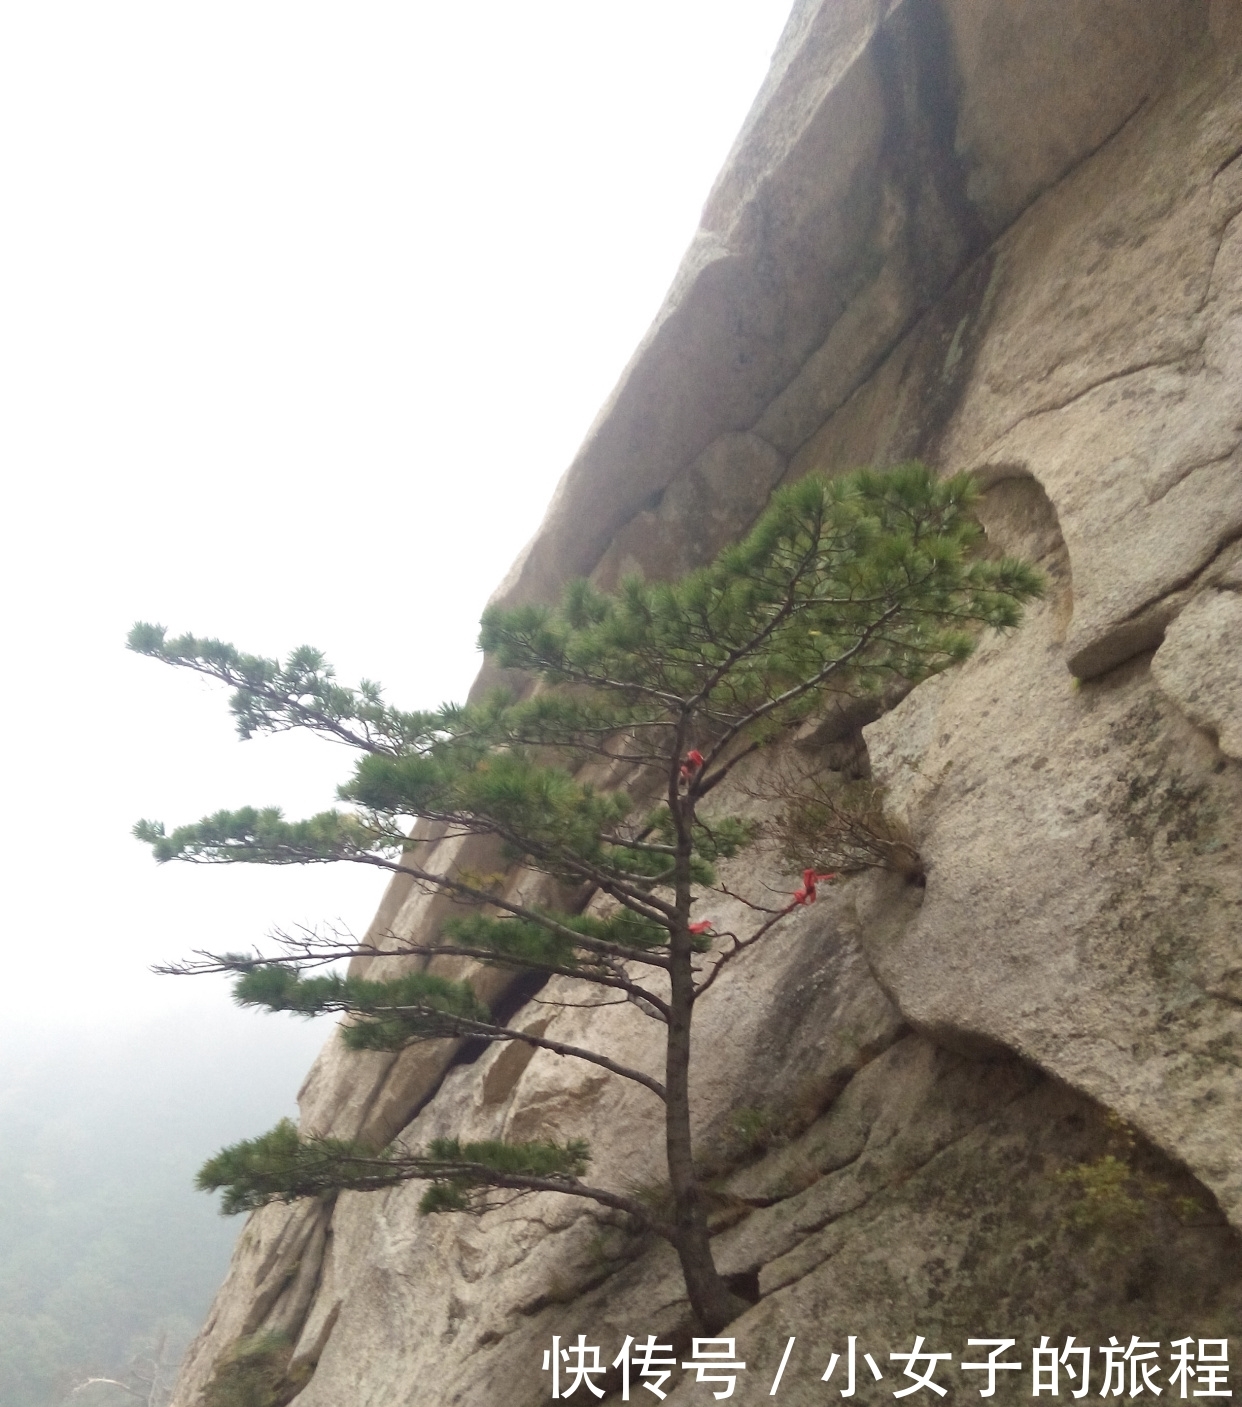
[590,432,786,590]
[792,42,1242,678]
[1152,587,1242,759]
[666,1047,1242,1406]
[862,595,1242,1221]
[942,0,1209,233]
[170,6,1242,1404]
[215,1032,1242,1407]
[494,0,1212,615]
[171,1199,330,1407]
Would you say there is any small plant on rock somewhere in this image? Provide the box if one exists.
[201,1333,309,1407]
[724,1106,788,1159]
[769,772,925,884]
[1054,1112,1205,1235]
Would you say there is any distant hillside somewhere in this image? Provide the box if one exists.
[0,1005,332,1407]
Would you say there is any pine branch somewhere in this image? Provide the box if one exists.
[693,905,796,1000]
[198,1121,666,1235]
[141,823,676,971]
[127,623,443,755]
[695,602,904,790]
[415,947,669,1018]
[396,1010,668,1099]
[160,936,672,1028]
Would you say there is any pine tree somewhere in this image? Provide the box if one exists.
[132,464,1041,1333]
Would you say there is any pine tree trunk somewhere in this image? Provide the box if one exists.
[665,927,740,1333]
[665,795,741,1335]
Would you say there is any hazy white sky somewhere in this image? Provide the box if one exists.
[0,2,793,1036]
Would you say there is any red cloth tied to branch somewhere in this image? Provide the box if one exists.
[789,868,837,907]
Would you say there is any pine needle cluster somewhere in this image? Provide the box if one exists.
[197,1119,591,1219]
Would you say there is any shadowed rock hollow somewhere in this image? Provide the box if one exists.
[171,4,1242,1403]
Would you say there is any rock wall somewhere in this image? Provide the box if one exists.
[171,4,1242,1403]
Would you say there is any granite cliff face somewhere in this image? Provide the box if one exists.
[172,4,1242,1403]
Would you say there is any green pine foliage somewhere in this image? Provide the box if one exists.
[135,464,1041,1332]
[479,465,1038,715]
[421,1137,590,1178]
[196,1119,592,1219]
[415,1139,591,1215]
[196,1120,398,1215]
[441,908,670,963]
[127,623,449,756]
[133,808,387,866]
[231,966,491,1049]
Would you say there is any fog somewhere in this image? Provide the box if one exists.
[0,2,794,1399]
[0,0,793,1031]
[0,1003,331,1404]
